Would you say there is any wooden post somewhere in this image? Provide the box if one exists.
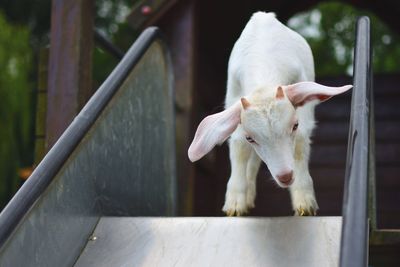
[34,48,49,165]
[46,0,94,150]
[159,0,196,215]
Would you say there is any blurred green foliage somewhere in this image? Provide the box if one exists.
[93,0,140,85]
[0,11,33,208]
[288,2,400,77]
[0,0,51,49]
[0,0,137,209]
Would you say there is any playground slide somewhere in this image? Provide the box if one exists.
[74,217,341,267]
[0,27,176,267]
[0,18,371,267]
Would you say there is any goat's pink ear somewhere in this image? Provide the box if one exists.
[284,81,352,107]
[188,102,241,162]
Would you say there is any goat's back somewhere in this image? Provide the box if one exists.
[227,12,315,97]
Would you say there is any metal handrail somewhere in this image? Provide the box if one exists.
[94,29,125,60]
[339,16,371,267]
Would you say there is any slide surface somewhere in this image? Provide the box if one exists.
[75,217,342,267]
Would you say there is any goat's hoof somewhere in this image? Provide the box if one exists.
[223,206,248,217]
[295,206,317,216]
[226,210,236,217]
[224,209,246,216]
[223,188,250,216]
[291,190,319,216]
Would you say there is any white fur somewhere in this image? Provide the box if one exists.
[225,12,314,106]
[188,12,352,216]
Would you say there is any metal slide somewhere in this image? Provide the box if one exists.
[0,17,371,267]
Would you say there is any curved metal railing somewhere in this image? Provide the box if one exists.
[0,27,175,250]
[340,16,372,267]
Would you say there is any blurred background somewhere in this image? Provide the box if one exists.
[0,0,399,231]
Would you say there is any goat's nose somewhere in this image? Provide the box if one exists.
[277,171,294,186]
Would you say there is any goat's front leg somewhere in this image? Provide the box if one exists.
[246,150,261,209]
[223,138,252,216]
[289,135,319,216]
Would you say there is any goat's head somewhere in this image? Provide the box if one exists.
[239,87,298,187]
[188,82,352,187]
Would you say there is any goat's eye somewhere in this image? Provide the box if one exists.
[292,122,299,131]
[245,136,255,143]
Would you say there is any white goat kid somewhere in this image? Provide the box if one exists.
[188,12,352,216]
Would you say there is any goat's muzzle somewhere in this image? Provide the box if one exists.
[277,171,294,187]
